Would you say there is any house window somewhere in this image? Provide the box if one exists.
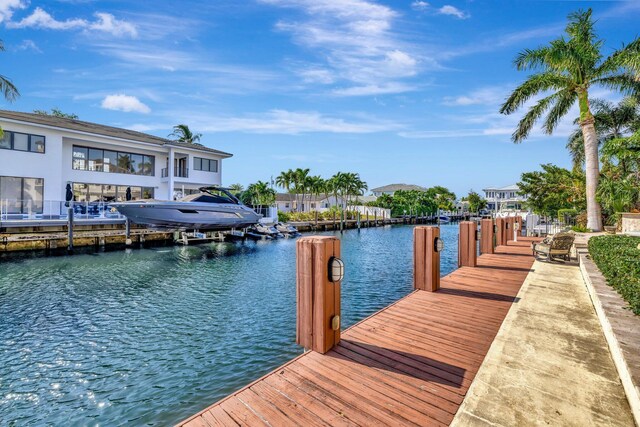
[72,145,155,176]
[72,182,153,202]
[0,130,46,153]
[193,157,218,172]
[0,176,44,214]
[285,203,290,208]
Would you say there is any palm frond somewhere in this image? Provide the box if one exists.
[566,128,585,168]
[500,72,572,115]
[595,38,640,77]
[592,74,640,96]
[543,90,577,134]
[0,75,19,102]
[512,92,560,143]
[514,47,550,71]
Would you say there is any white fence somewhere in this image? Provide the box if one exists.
[0,199,125,221]
[350,205,391,218]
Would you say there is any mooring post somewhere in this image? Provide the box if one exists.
[67,206,74,254]
[413,226,441,292]
[506,217,516,242]
[496,217,507,247]
[514,216,522,241]
[296,236,342,354]
[480,218,495,254]
[125,219,132,246]
[458,221,477,267]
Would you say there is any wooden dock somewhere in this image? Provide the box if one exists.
[179,236,539,427]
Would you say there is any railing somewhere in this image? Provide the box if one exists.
[0,199,126,222]
[524,214,576,236]
[161,167,189,178]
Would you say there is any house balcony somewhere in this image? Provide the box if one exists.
[161,167,189,179]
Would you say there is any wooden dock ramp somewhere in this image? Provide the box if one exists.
[179,238,539,426]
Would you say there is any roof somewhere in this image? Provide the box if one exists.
[0,110,232,158]
[371,183,427,193]
[482,184,520,191]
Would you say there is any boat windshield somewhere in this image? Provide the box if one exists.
[192,194,236,204]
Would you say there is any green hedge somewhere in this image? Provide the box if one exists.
[588,235,640,315]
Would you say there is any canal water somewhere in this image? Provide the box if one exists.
[0,224,459,426]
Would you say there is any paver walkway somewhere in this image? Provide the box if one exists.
[451,259,635,427]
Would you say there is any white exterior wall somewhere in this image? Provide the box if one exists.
[0,118,229,216]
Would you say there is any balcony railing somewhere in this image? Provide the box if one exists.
[161,167,189,178]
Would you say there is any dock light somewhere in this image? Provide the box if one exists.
[328,257,344,283]
[434,237,444,253]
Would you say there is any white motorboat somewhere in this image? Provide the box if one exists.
[275,222,300,236]
[111,186,261,230]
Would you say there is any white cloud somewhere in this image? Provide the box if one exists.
[443,86,510,106]
[132,109,403,135]
[411,1,429,11]
[0,0,25,23]
[6,7,137,37]
[88,13,137,37]
[261,0,424,96]
[8,7,86,30]
[101,94,150,113]
[15,39,41,53]
[438,5,469,19]
[332,82,415,96]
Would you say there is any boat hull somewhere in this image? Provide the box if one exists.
[111,201,261,231]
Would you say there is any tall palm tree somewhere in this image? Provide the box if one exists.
[500,9,640,231]
[567,97,639,169]
[275,169,295,209]
[168,124,202,144]
[292,168,310,212]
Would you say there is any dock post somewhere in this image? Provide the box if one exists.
[514,216,522,241]
[413,226,441,292]
[480,218,495,254]
[458,221,477,267]
[496,217,507,246]
[125,219,132,246]
[67,206,74,254]
[296,236,341,354]
[357,212,361,229]
[506,217,515,242]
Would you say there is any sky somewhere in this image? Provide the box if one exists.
[1,0,639,197]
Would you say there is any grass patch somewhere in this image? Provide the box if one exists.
[588,235,640,315]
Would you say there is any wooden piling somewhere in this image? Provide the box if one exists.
[458,221,477,267]
[506,217,515,242]
[296,236,341,354]
[413,226,440,292]
[480,218,494,254]
[496,217,507,246]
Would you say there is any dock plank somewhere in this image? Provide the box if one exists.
[178,239,538,426]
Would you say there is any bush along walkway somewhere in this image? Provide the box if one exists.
[588,235,640,315]
[452,258,634,427]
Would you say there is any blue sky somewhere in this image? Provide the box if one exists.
[1,0,639,197]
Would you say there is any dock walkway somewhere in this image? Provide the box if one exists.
[179,238,538,426]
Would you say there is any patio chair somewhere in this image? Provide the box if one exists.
[532,232,575,261]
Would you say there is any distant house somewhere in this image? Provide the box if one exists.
[370,183,427,197]
[482,184,528,212]
[275,193,343,213]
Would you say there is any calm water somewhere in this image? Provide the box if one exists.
[0,224,459,426]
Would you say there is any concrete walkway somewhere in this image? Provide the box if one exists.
[452,259,635,427]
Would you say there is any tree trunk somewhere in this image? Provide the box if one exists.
[581,119,603,231]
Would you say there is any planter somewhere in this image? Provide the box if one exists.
[604,225,617,234]
[620,213,640,233]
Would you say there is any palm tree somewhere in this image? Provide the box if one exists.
[275,169,295,210]
[0,40,19,138]
[500,9,640,231]
[566,97,639,169]
[243,181,276,213]
[292,168,310,212]
[168,124,202,144]
[228,183,244,196]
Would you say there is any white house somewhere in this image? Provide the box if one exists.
[0,110,231,218]
[275,193,343,213]
[370,183,427,197]
[482,184,528,213]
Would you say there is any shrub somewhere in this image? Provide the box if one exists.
[588,235,640,315]
[557,208,577,223]
[571,225,589,232]
[277,211,290,222]
[576,212,588,228]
